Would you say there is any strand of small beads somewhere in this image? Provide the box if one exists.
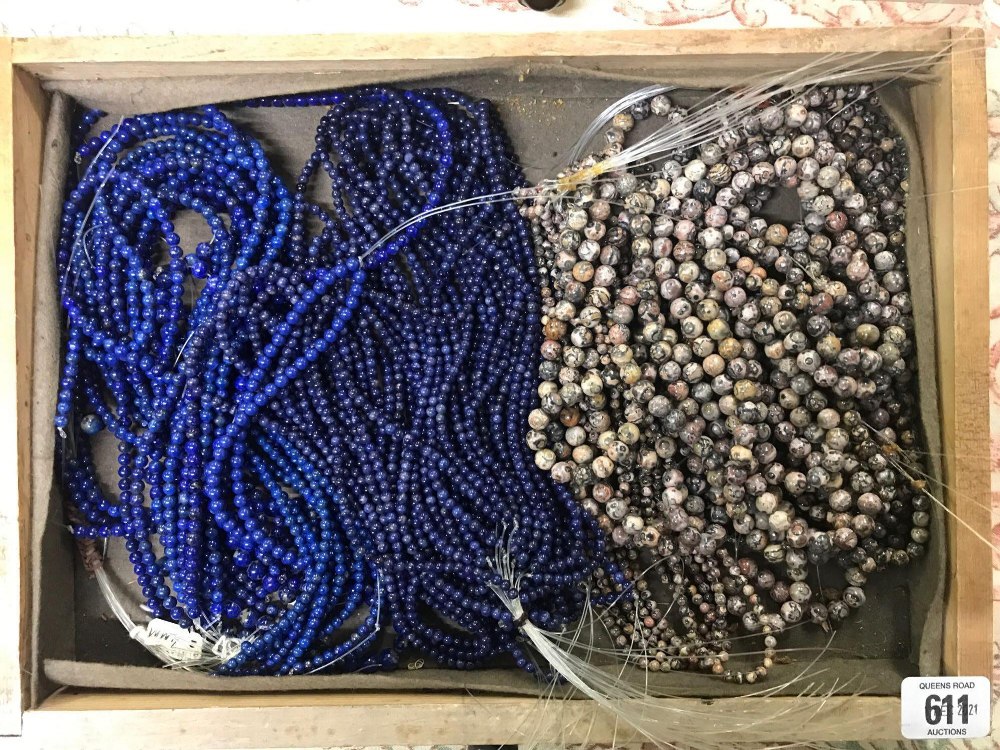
[244,87,622,671]
[58,105,383,674]
[59,87,621,676]
[523,86,928,683]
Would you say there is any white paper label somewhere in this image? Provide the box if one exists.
[900,676,991,739]
[141,619,205,664]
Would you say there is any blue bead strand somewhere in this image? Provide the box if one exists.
[255,86,625,671]
[58,87,623,677]
[57,106,378,674]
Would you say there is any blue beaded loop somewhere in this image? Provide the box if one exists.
[59,88,621,676]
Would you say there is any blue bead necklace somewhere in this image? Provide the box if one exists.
[244,87,624,671]
[59,87,622,676]
[59,105,380,674]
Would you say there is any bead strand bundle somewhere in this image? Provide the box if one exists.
[58,87,618,676]
[524,85,930,682]
[55,71,943,718]
[256,87,621,671]
[59,104,384,673]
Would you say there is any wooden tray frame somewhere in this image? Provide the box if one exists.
[0,26,990,746]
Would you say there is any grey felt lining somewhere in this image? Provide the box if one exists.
[30,66,943,705]
[43,59,938,115]
[31,92,76,708]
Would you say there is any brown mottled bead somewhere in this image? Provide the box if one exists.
[543,318,567,340]
[559,406,581,427]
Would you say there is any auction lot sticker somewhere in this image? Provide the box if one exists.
[901,676,990,739]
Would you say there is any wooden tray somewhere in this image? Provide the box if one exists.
[0,27,989,747]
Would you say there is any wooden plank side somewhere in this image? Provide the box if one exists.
[11,66,48,722]
[0,39,47,736]
[23,692,903,748]
[944,28,992,678]
[0,40,22,737]
[909,29,992,680]
[10,28,949,80]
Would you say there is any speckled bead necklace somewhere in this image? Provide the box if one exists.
[523,86,928,681]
